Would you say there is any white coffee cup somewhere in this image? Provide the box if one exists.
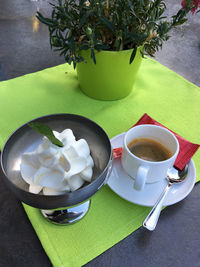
[121,125,179,191]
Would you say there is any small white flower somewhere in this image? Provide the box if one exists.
[85,0,90,7]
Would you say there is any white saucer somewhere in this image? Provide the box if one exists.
[107,133,196,207]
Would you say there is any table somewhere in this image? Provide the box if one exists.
[0,1,200,266]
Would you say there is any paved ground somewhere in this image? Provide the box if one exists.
[0,0,199,85]
[155,1,200,86]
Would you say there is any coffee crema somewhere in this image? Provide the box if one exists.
[128,138,172,162]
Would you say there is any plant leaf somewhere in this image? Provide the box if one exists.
[91,48,96,64]
[36,12,54,27]
[28,122,64,147]
[129,47,137,64]
[100,16,115,32]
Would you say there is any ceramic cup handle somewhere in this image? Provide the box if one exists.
[134,165,149,190]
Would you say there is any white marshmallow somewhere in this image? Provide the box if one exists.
[59,154,70,172]
[29,183,43,194]
[68,175,84,191]
[53,129,76,148]
[64,146,79,159]
[70,139,90,158]
[63,151,87,177]
[41,136,51,149]
[20,128,94,193]
[33,166,65,189]
[59,129,76,147]
[20,152,40,184]
[37,145,60,168]
[55,179,71,191]
[86,155,94,168]
[80,166,93,182]
[43,186,70,195]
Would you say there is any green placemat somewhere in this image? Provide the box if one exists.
[0,58,200,266]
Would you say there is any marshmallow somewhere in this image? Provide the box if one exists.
[68,174,84,191]
[59,154,70,172]
[59,129,76,147]
[70,139,90,158]
[41,136,52,149]
[29,183,43,194]
[86,155,94,167]
[20,128,94,194]
[37,145,60,168]
[64,146,79,159]
[43,185,70,195]
[80,166,93,182]
[21,152,40,184]
[33,166,65,189]
[63,152,87,177]
[53,129,76,148]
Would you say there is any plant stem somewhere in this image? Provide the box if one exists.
[106,0,109,10]
[105,0,109,17]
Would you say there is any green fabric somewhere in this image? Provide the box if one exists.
[0,58,199,267]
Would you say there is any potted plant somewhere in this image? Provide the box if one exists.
[37,0,200,100]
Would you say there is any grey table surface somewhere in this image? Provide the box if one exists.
[0,1,200,267]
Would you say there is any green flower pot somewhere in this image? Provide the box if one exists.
[76,48,142,101]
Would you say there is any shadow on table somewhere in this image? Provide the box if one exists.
[135,199,186,247]
[0,64,4,81]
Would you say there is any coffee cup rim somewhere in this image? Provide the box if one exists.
[123,124,179,164]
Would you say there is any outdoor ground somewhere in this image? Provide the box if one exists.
[0,0,199,85]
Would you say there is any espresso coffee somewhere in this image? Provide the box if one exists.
[128,138,172,162]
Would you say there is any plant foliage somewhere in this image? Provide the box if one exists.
[28,122,64,147]
[37,0,199,67]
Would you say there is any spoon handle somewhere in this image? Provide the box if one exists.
[143,182,172,231]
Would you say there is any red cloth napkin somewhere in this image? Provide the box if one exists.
[113,113,199,171]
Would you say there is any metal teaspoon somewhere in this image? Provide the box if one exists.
[143,164,189,231]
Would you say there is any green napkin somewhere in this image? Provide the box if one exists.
[0,58,200,267]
